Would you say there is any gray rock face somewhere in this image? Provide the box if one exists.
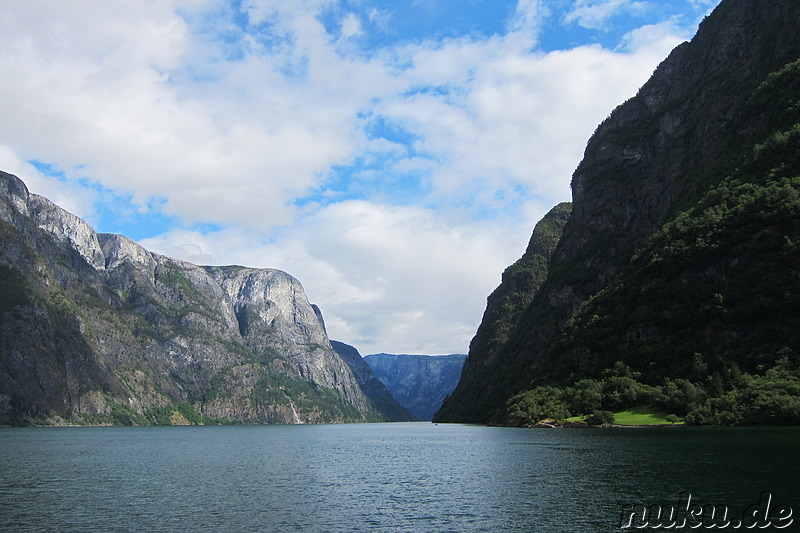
[205,267,369,412]
[364,353,466,421]
[99,233,158,273]
[0,173,30,221]
[0,170,380,425]
[28,194,106,271]
[331,341,417,422]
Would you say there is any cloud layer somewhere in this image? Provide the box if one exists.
[0,0,719,354]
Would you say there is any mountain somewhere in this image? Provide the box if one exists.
[435,0,800,425]
[434,203,571,423]
[364,353,467,421]
[0,170,393,425]
[330,341,417,422]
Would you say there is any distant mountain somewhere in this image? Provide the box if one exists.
[331,341,417,422]
[436,0,800,425]
[364,353,467,421]
[0,171,394,425]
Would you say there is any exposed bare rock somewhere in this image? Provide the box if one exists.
[0,170,384,425]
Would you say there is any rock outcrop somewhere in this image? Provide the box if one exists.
[0,170,387,425]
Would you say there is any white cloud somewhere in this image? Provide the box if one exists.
[340,13,363,39]
[375,24,682,212]
[140,200,529,355]
[620,20,688,53]
[367,8,392,32]
[0,0,679,227]
[0,0,700,353]
[687,0,719,8]
[564,0,651,30]
[0,146,98,221]
[0,0,401,231]
[507,0,548,46]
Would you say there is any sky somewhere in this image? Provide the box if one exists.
[0,0,721,355]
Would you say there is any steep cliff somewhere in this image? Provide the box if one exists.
[435,203,570,422]
[330,341,417,422]
[0,171,383,425]
[364,353,466,421]
[435,0,800,424]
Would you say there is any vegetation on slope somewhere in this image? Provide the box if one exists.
[503,59,800,426]
[438,1,800,426]
[433,203,571,423]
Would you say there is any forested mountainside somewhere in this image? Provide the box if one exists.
[0,171,401,425]
[435,0,800,425]
[435,203,571,422]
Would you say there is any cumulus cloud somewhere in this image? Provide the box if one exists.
[371,24,682,214]
[0,146,99,220]
[0,0,715,353]
[564,0,651,30]
[0,0,399,230]
[0,0,680,229]
[340,13,363,38]
[140,201,523,354]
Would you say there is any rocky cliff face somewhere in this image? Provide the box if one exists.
[364,353,466,421]
[331,341,417,422]
[436,0,800,424]
[0,171,383,425]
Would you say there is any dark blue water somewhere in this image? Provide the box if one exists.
[1,423,798,532]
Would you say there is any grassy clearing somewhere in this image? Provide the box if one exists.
[612,406,683,425]
[566,406,684,425]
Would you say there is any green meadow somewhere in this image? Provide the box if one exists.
[611,406,684,426]
[567,406,684,426]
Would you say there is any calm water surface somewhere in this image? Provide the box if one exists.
[1,423,798,532]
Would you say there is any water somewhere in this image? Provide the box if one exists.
[0,423,798,532]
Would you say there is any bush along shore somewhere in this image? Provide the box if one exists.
[499,361,799,427]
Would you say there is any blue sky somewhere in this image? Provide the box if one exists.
[1,0,720,354]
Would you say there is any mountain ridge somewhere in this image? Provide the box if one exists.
[330,341,418,422]
[364,353,466,421]
[0,170,401,425]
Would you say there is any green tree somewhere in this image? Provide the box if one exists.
[585,410,615,426]
[565,379,604,413]
[506,386,570,426]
